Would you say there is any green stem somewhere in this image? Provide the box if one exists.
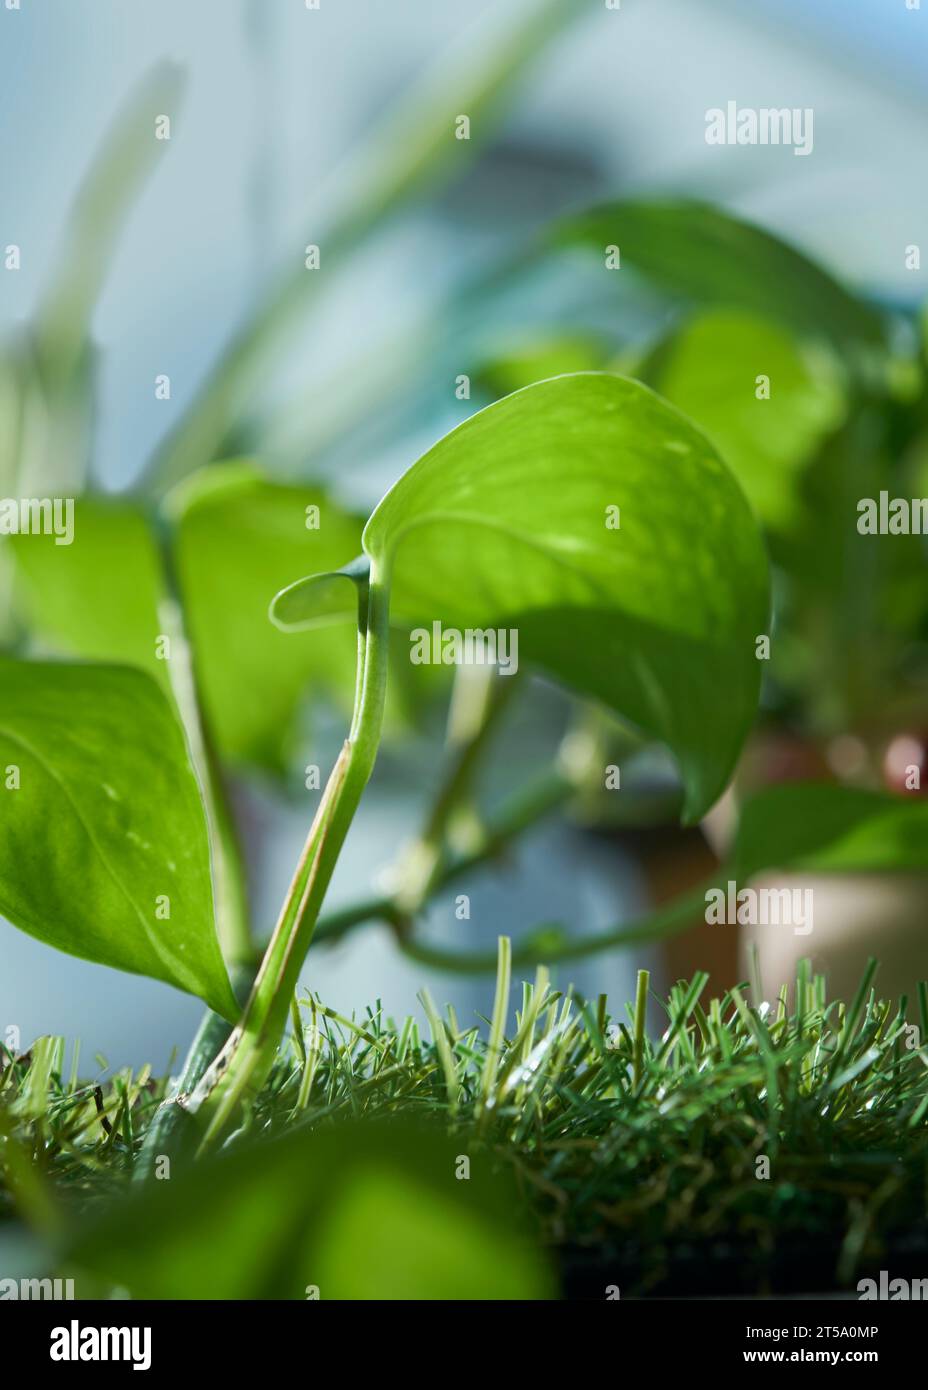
[396,881,713,975]
[190,562,392,1150]
[132,964,252,1182]
[153,515,252,968]
[314,766,574,947]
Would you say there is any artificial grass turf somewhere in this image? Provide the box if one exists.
[2,954,927,1297]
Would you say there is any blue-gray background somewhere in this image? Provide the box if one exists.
[1,0,926,1071]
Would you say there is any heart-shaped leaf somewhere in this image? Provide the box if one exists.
[552,200,884,356]
[733,783,928,880]
[346,373,768,821]
[0,658,237,1019]
[68,1118,552,1300]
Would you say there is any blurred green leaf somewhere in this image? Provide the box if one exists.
[171,465,364,771]
[147,0,585,494]
[0,659,236,1019]
[69,1119,552,1300]
[357,372,768,821]
[733,783,928,880]
[32,60,186,387]
[553,200,885,357]
[9,471,387,774]
[645,310,845,528]
[0,330,94,504]
[0,64,186,505]
[10,499,166,680]
[0,342,26,497]
[769,401,928,728]
[474,333,609,398]
[0,346,27,642]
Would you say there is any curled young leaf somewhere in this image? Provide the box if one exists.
[270,555,370,632]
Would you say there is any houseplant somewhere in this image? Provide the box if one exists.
[3,8,928,1302]
[3,370,928,1297]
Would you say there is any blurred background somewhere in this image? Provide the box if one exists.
[1,0,926,1070]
